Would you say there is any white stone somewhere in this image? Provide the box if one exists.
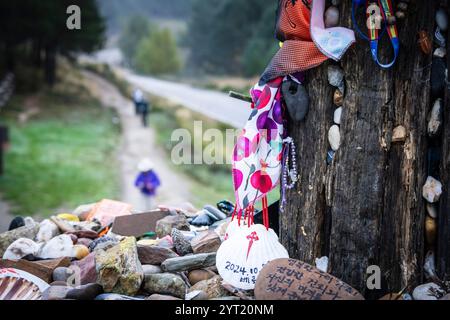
[392,125,406,142]
[315,256,329,273]
[434,47,446,58]
[38,234,74,259]
[424,251,436,279]
[412,283,443,300]
[3,238,42,260]
[36,219,60,243]
[328,125,341,151]
[426,203,438,219]
[436,8,448,31]
[333,107,342,125]
[428,99,443,136]
[422,176,443,203]
[325,6,339,28]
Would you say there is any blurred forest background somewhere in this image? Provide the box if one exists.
[0,0,280,218]
[101,0,278,77]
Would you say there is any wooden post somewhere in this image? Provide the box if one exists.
[280,0,437,297]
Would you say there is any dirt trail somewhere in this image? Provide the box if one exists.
[82,70,191,211]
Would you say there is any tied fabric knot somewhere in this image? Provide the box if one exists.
[232,0,354,223]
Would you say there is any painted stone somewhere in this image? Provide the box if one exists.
[254,258,364,300]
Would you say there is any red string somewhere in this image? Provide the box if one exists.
[262,196,269,230]
[231,205,237,221]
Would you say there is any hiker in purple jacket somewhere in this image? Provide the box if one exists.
[135,158,160,210]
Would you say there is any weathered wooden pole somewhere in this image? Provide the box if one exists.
[280,0,441,297]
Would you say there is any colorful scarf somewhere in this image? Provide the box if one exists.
[232,0,355,223]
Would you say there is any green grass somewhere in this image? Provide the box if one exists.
[0,77,121,216]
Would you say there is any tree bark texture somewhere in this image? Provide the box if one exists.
[438,5,450,282]
[281,0,440,297]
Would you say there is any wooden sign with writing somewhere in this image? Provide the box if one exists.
[255,258,364,300]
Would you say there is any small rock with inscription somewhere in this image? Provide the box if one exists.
[255,258,364,300]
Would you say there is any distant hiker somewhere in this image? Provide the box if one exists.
[132,88,144,115]
[135,158,160,210]
[138,98,150,127]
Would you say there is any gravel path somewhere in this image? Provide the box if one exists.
[83,70,192,212]
[116,68,250,128]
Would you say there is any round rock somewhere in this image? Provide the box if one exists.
[333,107,342,125]
[328,125,341,151]
[53,267,75,283]
[436,8,448,31]
[325,6,339,28]
[412,283,443,300]
[143,273,186,299]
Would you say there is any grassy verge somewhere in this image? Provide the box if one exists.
[0,62,121,216]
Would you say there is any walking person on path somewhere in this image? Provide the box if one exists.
[134,158,161,210]
[132,88,143,115]
[138,98,150,127]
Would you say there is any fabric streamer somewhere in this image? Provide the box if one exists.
[232,0,355,227]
